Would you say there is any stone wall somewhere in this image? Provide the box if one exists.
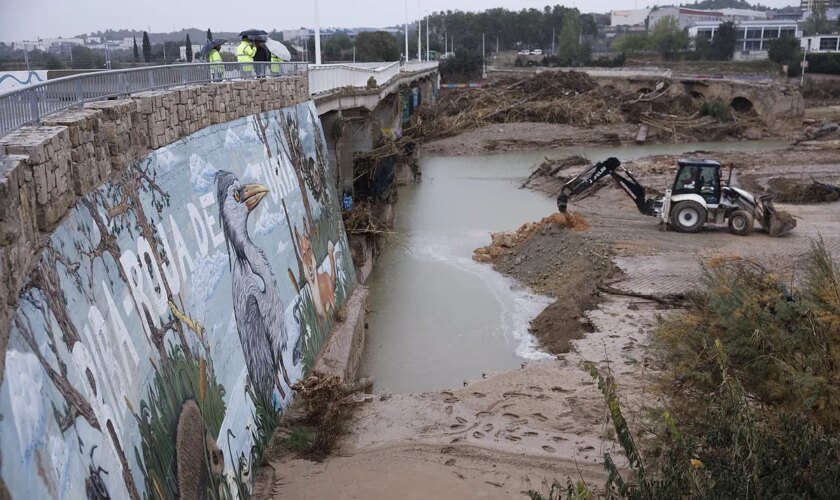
[0,75,308,378]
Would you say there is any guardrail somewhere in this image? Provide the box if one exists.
[308,62,401,95]
[0,62,307,138]
[401,61,440,73]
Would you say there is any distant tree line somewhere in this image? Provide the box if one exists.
[421,6,600,54]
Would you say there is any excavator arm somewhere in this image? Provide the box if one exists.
[556,157,658,216]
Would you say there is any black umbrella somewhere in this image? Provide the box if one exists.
[197,39,226,60]
[239,29,267,38]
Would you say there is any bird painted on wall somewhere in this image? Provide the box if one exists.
[216,170,293,407]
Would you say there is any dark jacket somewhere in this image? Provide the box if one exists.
[254,44,270,62]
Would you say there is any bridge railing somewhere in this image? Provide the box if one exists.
[0,62,307,138]
[402,61,440,73]
[308,62,402,95]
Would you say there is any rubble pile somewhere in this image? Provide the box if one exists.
[413,71,749,142]
[473,212,588,263]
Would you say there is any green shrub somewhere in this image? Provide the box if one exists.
[700,98,732,122]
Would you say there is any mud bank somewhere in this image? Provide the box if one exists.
[474,214,618,354]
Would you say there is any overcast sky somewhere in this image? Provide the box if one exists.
[1,0,795,42]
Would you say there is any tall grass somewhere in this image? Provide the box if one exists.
[531,240,840,499]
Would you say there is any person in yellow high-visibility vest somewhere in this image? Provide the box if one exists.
[236,36,256,74]
[270,54,283,75]
[209,42,224,81]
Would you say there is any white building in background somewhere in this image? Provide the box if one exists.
[801,35,840,53]
[689,20,801,60]
[282,29,309,41]
[610,9,651,27]
[649,7,724,30]
[718,9,767,21]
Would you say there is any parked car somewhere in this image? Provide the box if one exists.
[517,49,531,55]
[531,49,543,55]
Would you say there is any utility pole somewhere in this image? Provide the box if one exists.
[417,1,422,61]
[496,35,499,54]
[482,33,486,79]
[444,31,447,54]
[801,39,809,86]
[552,27,555,56]
[315,0,322,64]
[426,14,430,61]
[404,0,409,62]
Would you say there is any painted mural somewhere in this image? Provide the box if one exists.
[0,101,355,499]
[0,70,47,95]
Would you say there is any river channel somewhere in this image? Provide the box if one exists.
[357,140,787,393]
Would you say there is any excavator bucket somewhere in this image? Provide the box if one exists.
[759,196,796,237]
[556,194,569,213]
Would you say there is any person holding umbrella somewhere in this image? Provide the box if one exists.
[236,34,257,75]
[253,35,270,78]
[207,39,225,81]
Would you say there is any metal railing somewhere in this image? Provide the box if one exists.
[307,62,401,95]
[0,62,307,137]
[401,61,440,73]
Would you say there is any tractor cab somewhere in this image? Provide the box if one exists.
[672,159,722,205]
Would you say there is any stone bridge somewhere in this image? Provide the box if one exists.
[592,73,804,130]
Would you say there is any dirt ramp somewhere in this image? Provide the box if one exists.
[474,213,616,354]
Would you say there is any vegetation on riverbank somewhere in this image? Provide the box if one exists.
[532,240,840,499]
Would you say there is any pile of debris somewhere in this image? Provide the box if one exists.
[414,72,626,140]
[768,178,840,204]
[413,71,744,142]
[473,212,588,263]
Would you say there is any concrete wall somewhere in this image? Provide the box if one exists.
[0,78,358,498]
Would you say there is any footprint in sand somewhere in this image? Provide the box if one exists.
[542,445,556,453]
[445,406,453,415]
[552,436,567,443]
[502,412,520,419]
[445,458,456,466]
[473,431,485,439]
[472,392,487,398]
[529,386,544,392]
[523,431,539,437]
[505,435,522,442]
[444,397,459,403]
[483,423,494,432]
[531,413,548,422]
[456,416,468,424]
[550,386,571,393]
[450,424,465,430]
[450,437,461,444]
[535,394,550,401]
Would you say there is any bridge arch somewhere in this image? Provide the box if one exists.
[731,96,756,115]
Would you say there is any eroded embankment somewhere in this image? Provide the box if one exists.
[474,213,617,354]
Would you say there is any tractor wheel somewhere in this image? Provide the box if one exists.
[728,209,754,236]
[670,201,706,233]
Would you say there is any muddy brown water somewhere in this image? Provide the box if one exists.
[358,140,788,394]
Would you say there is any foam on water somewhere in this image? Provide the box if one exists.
[409,231,554,361]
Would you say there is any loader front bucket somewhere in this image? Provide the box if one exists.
[760,195,796,237]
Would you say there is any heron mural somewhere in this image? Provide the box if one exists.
[0,101,354,499]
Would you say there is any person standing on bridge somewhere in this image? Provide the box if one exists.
[253,37,270,78]
[237,36,256,75]
[208,41,224,81]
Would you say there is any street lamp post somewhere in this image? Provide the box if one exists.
[426,15,430,61]
[314,0,322,64]
[405,0,409,62]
